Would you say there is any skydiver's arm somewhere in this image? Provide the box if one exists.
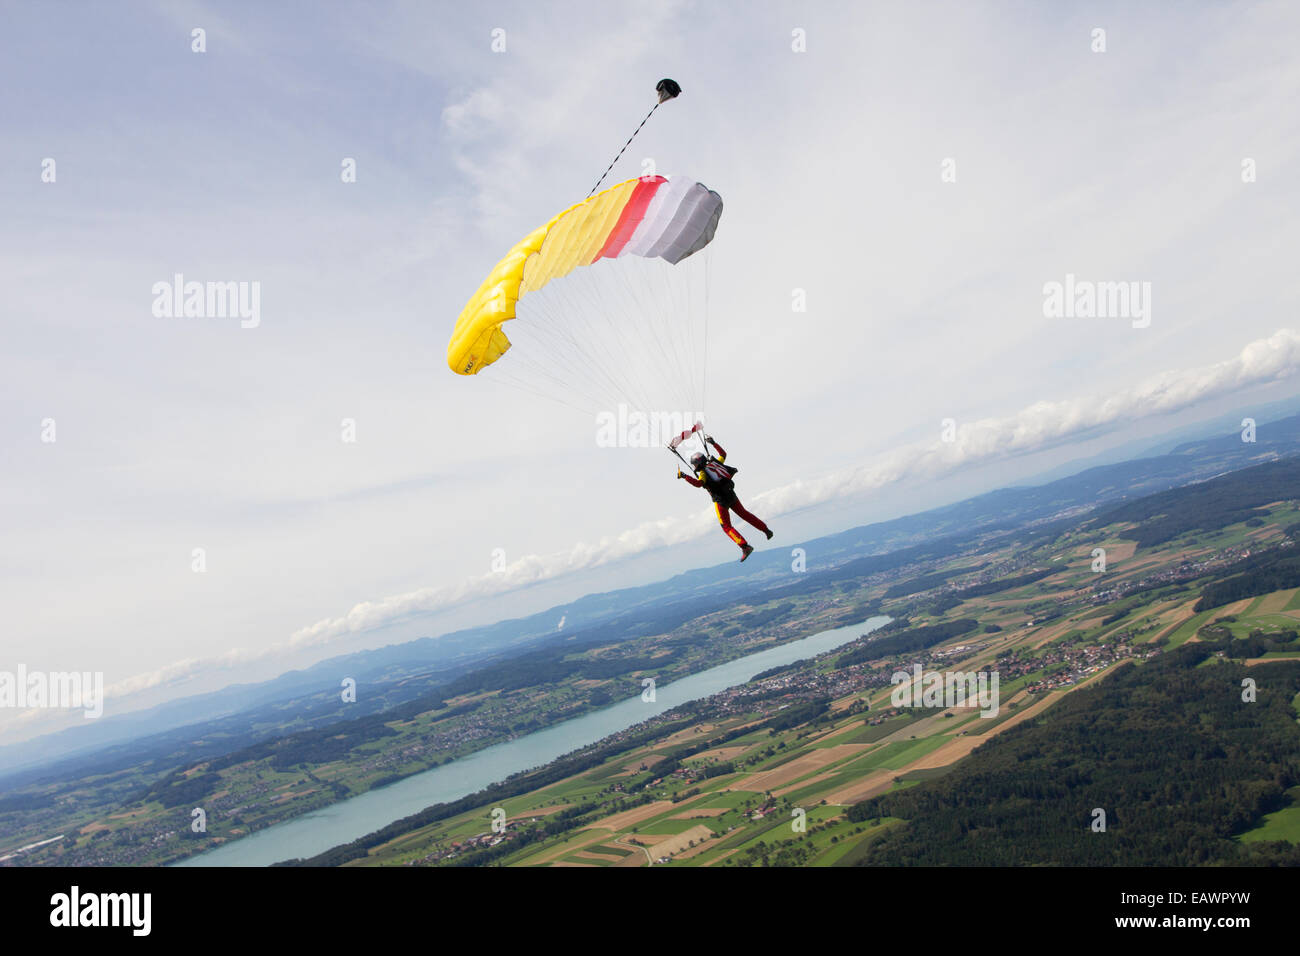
[679,471,703,487]
[708,438,726,462]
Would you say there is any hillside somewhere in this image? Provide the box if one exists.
[5,434,1300,866]
[277,458,1300,867]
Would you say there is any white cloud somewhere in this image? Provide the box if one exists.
[63,326,1297,714]
[441,88,506,135]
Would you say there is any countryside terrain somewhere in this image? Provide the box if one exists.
[291,458,1300,866]
[4,435,1300,867]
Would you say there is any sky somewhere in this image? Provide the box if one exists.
[2,0,1299,744]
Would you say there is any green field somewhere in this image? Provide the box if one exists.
[1237,789,1300,845]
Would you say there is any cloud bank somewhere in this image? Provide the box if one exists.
[83,327,1300,711]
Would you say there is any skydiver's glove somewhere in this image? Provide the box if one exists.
[704,435,713,443]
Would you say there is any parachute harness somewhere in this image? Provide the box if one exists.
[667,422,712,471]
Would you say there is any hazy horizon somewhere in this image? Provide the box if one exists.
[4,1,1299,747]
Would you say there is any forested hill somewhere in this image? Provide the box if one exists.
[1083,456,1300,547]
[849,647,1300,866]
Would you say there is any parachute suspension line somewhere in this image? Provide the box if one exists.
[653,247,707,420]
[664,250,704,414]
[563,262,665,414]
[501,253,706,427]
[484,253,709,426]
[672,247,707,419]
[662,251,697,411]
[578,265,662,410]
[490,270,642,415]
[513,294,637,415]
[482,369,594,418]
[586,78,682,198]
[677,252,707,418]
[606,257,692,413]
[477,285,629,418]
[496,258,686,419]
[652,257,699,416]
[701,249,711,420]
[547,256,681,416]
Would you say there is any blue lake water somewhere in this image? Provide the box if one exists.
[177,615,890,866]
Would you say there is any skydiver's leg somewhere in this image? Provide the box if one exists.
[715,501,749,549]
[730,497,771,535]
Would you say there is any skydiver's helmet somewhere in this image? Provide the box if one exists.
[690,453,707,471]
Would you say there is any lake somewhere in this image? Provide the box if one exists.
[177,614,890,866]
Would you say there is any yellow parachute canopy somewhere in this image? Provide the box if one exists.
[448,174,722,376]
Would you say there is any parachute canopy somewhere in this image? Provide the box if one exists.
[656,78,682,103]
[447,175,722,378]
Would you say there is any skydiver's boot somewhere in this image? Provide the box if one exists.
[740,544,754,562]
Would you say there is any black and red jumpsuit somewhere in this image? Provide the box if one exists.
[679,439,770,550]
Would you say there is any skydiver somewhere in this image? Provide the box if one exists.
[677,435,773,561]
